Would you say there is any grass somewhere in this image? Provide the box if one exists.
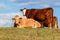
[0,28,60,40]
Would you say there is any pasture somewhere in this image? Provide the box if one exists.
[0,28,60,40]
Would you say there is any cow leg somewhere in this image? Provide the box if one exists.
[39,22,44,28]
[48,23,52,29]
[41,24,44,28]
[54,23,58,29]
[53,21,58,29]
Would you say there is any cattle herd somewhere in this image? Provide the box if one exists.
[12,7,58,29]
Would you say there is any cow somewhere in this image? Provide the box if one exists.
[52,16,58,29]
[12,15,41,28]
[20,8,53,28]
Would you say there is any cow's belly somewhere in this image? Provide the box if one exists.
[35,14,46,21]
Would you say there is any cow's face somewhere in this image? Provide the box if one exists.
[12,15,20,24]
[20,8,27,16]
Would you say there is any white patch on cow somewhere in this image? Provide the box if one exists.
[34,26,37,28]
[23,9,27,15]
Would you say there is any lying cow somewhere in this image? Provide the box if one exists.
[20,8,53,28]
[12,15,41,28]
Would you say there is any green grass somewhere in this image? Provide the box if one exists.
[0,28,60,40]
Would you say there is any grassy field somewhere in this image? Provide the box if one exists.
[0,28,60,40]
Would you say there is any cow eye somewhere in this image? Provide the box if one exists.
[19,22,20,23]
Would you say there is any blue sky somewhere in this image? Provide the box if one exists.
[0,0,60,27]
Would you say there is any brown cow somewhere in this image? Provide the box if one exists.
[20,8,53,28]
[52,16,58,29]
[12,15,41,28]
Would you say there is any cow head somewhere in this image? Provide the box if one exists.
[20,8,27,16]
[12,15,20,24]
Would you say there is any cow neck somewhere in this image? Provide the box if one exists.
[25,10,30,17]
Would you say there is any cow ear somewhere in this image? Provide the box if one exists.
[20,8,26,11]
[24,8,26,9]
[20,9,23,11]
